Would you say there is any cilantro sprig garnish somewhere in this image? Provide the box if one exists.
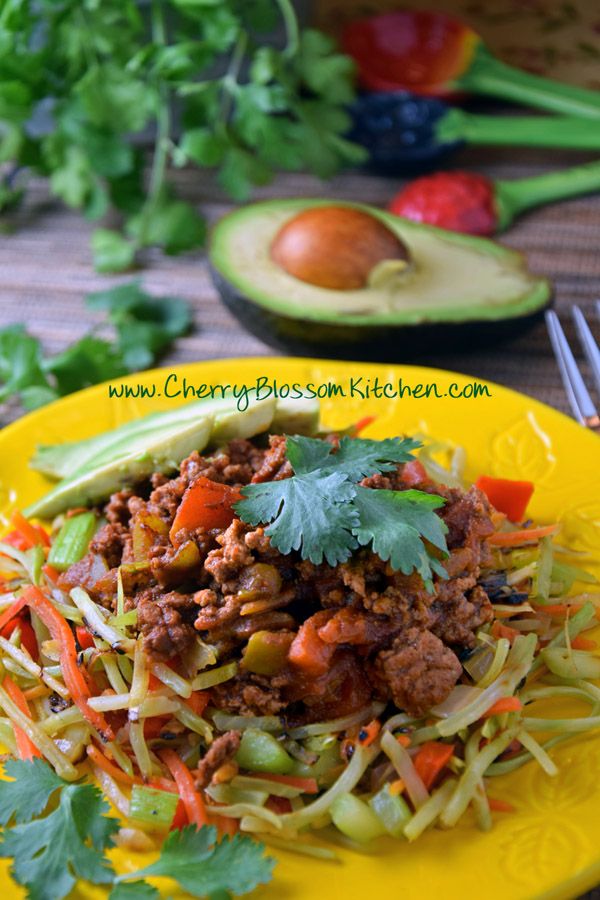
[0,759,275,900]
[235,435,449,588]
[0,1,364,271]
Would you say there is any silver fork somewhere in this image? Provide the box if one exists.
[545,305,600,431]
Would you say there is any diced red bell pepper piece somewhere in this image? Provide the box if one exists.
[170,477,243,544]
[413,741,455,790]
[475,475,534,523]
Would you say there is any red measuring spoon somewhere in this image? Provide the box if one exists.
[388,160,600,236]
[342,10,600,119]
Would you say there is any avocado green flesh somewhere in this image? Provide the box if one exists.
[209,200,550,325]
[26,395,320,519]
[31,394,320,482]
[25,417,215,520]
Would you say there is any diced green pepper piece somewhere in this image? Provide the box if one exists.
[235,728,294,775]
[289,744,340,785]
[241,630,293,676]
[47,511,96,572]
[129,785,179,830]
[368,784,412,837]
[330,792,386,843]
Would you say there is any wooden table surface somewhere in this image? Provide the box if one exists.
[1,145,600,427]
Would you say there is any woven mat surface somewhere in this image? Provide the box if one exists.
[1,147,600,428]
[0,144,598,429]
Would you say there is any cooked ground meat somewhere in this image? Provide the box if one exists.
[136,589,197,660]
[194,731,241,789]
[89,522,128,569]
[373,628,462,717]
[59,435,498,721]
[251,435,293,483]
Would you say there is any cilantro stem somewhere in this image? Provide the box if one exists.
[136,0,171,250]
[275,0,299,57]
[220,32,248,124]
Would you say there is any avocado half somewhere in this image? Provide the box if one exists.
[208,199,551,360]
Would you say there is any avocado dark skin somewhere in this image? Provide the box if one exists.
[210,265,550,362]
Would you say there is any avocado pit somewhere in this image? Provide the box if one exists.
[270,205,411,291]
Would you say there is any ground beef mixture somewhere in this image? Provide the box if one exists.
[58,435,496,722]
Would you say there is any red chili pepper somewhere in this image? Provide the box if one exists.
[390,171,498,236]
[475,475,534,523]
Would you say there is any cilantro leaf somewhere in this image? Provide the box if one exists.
[91,228,136,273]
[325,436,421,480]
[285,434,334,474]
[109,883,160,900]
[1,281,191,416]
[351,487,449,589]
[0,759,63,826]
[285,435,420,480]
[0,776,118,900]
[0,1,362,269]
[120,825,275,898]
[0,326,51,403]
[236,471,358,565]
[236,435,449,583]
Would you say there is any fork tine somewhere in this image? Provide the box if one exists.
[572,306,600,398]
[545,310,599,427]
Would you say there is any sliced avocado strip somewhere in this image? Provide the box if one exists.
[26,396,319,519]
[271,395,320,435]
[25,417,214,520]
[211,395,275,444]
[208,199,551,359]
[31,394,275,481]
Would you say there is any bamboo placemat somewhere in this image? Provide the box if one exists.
[1,147,599,427]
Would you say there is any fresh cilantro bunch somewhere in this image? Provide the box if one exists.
[236,435,450,589]
[0,758,274,900]
[0,0,365,272]
[0,280,191,413]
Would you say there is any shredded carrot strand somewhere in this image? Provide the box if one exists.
[11,511,49,548]
[3,675,42,760]
[488,797,515,813]
[491,620,520,643]
[533,602,584,617]
[0,596,27,631]
[42,564,60,584]
[484,696,523,718]
[488,524,559,546]
[186,691,210,717]
[396,734,412,748]
[159,748,208,828]
[358,718,381,747]
[87,745,141,786]
[388,778,406,797]
[22,684,50,701]
[22,585,114,740]
[571,635,598,651]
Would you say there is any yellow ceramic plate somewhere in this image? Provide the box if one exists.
[0,357,599,900]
